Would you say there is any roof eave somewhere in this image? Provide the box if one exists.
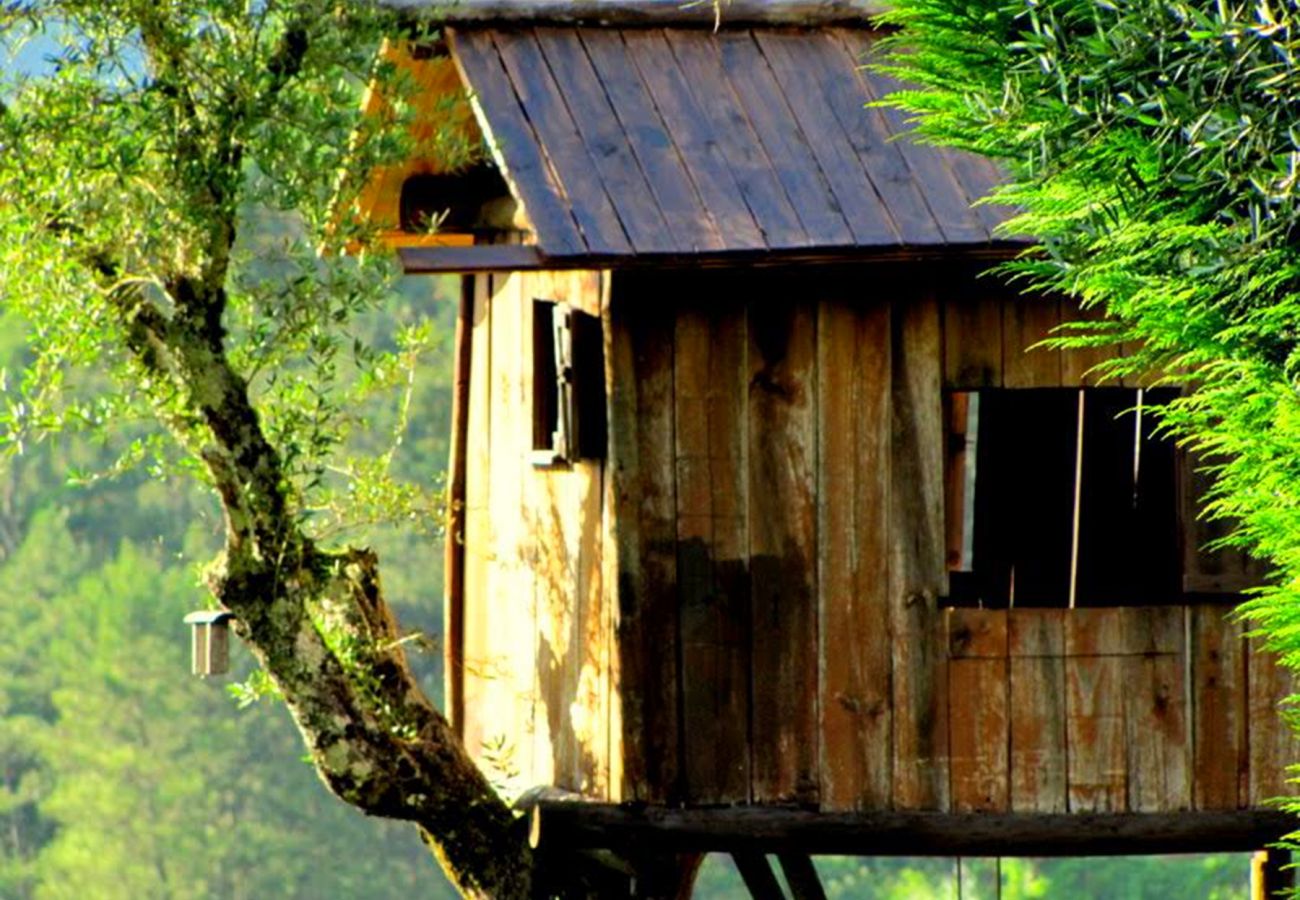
[397,241,1031,274]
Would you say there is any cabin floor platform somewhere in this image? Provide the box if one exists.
[524,800,1296,858]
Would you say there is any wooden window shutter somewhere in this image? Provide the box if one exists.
[532,300,606,465]
[552,304,574,462]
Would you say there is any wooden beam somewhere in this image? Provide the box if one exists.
[778,854,827,900]
[385,0,888,27]
[527,802,1297,857]
[732,853,786,900]
[1252,849,1294,900]
[443,275,474,735]
[398,242,1030,274]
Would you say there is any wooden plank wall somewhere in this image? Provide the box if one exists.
[946,606,1298,815]
[461,269,1300,817]
[608,269,948,807]
[461,266,615,800]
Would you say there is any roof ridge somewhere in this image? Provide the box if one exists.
[380,0,887,28]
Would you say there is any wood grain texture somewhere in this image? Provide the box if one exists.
[713,31,855,248]
[1247,637,1300,808]
[949,655,1010,812]
[484,266,536,790]
[608,278,680,803]
[947,608,1008,659]
[532,28,676,255]
[1009,609,1068,812]
[579,29,725,254]
[623,30,767,250]
[490,31,631,256]
[840,29,989,245]
[943,294,1004,389]
[461,273,493,757]
[822,29,951,246]
[1065,609,1126,812]
[818,298,892,811]
[748,292,819,805]
[449,30,585,255]
[526,270,611,796]
[1190,604,1247,809]
[751,30,900,246]
[889,292,950,811]
[674,290,750,804]
[1002,295,1062,388]
[1124,650,1189,812]
[662,29,811,249]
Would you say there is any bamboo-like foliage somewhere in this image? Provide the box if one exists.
[880,0,1300,827]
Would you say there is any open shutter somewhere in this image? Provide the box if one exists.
[552,304,574,462]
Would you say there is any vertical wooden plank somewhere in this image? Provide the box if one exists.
[1009,609,1068,813]
[675,286,750,804]
[1065,609,1126,812]
[942,294,1004,389]
[947,610,1009,812]
[1121,608,1190,812]
[608,277,680,803]
[462,273,493,756]
[1002,295,1062,388]
[889,292,950,811]
[749,289,819,805]
[579,29,725,253]
[819,298,893,811]
[621,30,767,249]
[532,28,675,255]
[490,32,632,257]
[1252,848,1295,899]
[602,274,627,803]
[552,270,610,797]
[479,266,534,794]
[448,30,585,255]
[1191,604,1247,809]
[1248,637,1300,807]
[1060,300,1118,386]
[529,271,566,791]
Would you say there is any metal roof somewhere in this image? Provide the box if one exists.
[403,25,1013,271]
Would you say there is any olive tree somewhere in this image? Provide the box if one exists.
[0,4,533,895]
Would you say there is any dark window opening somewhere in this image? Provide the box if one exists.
[399,164,512,234]
[946,388,1181,608]
[531,299,606,466]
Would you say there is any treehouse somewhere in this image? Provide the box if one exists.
[358,0,1299,893]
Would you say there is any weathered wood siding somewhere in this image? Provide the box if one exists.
[460,266,615,799]
[460,265,1298,818]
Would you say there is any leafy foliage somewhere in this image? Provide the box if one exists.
[879,0,1300,807]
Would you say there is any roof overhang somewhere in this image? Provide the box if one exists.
[397,241,1030,274]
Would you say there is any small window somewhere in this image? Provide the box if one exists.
[945,388,1181,608]
[531,299,606,466]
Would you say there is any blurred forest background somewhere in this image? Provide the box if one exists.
[0,261,1258,898]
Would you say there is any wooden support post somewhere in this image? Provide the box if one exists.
[778,853,827,900]
[1252,849,1294,900]
[733,852,787,900]
[629,853,702,900]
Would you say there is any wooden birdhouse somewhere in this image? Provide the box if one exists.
[184,610,235,677]
[361,0,1297,892]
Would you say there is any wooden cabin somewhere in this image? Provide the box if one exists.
[360,0,1299,892]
